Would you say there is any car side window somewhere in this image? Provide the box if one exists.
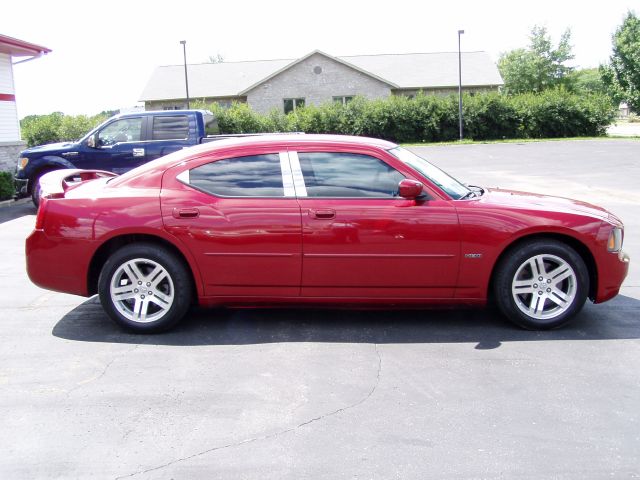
[188,154,285,197]
[297,152,405,198]
[152,115,189,140]
[97,118,143,146]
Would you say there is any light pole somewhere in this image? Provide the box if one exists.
[180,40,190,109]
[457,29,464,141]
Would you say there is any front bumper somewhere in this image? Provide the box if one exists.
[595,250,630,303]
[14,176,28,198]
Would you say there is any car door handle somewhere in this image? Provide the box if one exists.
[173,208,199,219]
[309,209,336,219]
[133,148,145,157]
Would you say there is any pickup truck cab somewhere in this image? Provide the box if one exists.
[15,109,214,206]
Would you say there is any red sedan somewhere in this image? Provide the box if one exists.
[26,135,629,333]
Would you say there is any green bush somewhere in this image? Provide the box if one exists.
[205,90,615,143]
[21,113,109,147]
[0,172,14,201]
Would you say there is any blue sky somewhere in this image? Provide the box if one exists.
[5,0,637,117]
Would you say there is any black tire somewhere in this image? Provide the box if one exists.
[493,239,589,330]
[98,243,192,333]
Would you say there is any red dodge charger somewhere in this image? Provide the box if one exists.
[26,135,629,333]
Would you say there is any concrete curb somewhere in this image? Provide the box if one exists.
[0,198,30,209]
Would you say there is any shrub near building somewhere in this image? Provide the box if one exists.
[206,90,615,143]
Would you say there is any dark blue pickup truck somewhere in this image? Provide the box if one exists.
[15,109,214,206]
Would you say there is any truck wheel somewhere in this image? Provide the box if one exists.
[493,239,589,330]
[98,243,192,333]
[31,169,54,208]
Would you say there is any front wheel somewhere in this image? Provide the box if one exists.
[98,243,192,333]
[494,239,589,330]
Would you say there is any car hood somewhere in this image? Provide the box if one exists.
[22,141,78,155]
[477,188,611,220]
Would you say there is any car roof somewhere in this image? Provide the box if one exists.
[111,134,399,187]
[201,133,396,150]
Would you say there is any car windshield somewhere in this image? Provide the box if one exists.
[388,147,471,200]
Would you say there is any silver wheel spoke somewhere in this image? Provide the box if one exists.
[112,285,137,301]
[149,291,171,308]
[513,279,536,294]
[125,261,145,282]
[528,295,544,315]
[146,265,164,283]
[529,256,546,278]
[150,271,169,290]
[132,298,147,322]
[548,288,570,306]
[549,267,573,285]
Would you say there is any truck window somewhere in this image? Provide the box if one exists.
[152,115,189,140]
[98,118,143,146]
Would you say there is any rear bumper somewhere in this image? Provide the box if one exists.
[595,250,630,303]
[26,229,92,296]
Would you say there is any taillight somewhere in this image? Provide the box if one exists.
[35,197,48,230]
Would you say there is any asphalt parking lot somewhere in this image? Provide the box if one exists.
[1,139,639,479]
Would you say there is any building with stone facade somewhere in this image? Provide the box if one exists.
[140,50,503,113]
[0,34,50,171]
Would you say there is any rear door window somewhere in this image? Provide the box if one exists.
[186,154,285,197]
[152,115,189,140]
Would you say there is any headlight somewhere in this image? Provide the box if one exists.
[607,227,623,252]
[18,157,29,169]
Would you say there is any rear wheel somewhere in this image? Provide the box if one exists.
[98,243,192,333]
[494,239,589,330]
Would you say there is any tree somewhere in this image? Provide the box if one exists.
[498,26,574,94]
[208,53,224,64]
[601,11,640,112]
[566,68,608,96]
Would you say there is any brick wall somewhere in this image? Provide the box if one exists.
[0,141,25,172]
[246,53,392,114]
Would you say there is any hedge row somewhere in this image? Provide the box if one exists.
[201,90,615,143]
[20,112,108,147]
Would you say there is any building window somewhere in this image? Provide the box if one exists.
[284,98,305,114]
[333,96,354,106]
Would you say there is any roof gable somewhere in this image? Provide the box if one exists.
[238,50,398,95]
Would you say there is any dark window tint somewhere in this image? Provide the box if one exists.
[189,154,284,197]
[298,152,404,197]
[152,115,189,140]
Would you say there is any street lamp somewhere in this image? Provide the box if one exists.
[457,29,464,141]
[180,40,190,109]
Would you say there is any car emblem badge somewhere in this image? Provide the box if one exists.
[465,253,483,258]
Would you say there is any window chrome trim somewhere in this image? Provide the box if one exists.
[287,151,308,197]
[279,152,296,197]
